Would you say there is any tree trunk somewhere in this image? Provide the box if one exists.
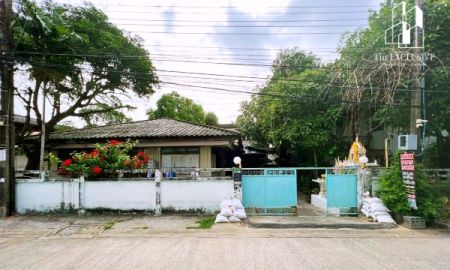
[24,142,40,170]
[313,147,318,178]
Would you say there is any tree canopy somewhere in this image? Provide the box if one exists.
[237,50,344,166]
[147,92,219,125]
[237,0,450,167]
[336,0,450,167]
[80,104,132,127]
[13,0,158,168]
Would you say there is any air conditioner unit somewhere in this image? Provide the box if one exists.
[398,134,417,150]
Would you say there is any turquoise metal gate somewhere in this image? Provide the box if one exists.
[242,168,297,215]
[326,174,358,215]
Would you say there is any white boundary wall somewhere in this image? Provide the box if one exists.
[83,181,156,210]
[16,180,233,214]
[161,180,234,211]
[16,181,80,213]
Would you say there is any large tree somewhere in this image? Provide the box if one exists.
[337,0,450,167]
[13,0,158,168]
[237,49,344,166]
[80,104,132,128]
[147,92,219,125]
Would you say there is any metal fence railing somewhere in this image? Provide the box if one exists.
[423,169,450,184]
[15,168,233,181]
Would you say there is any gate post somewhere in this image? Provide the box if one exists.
[154,169,162,216]
[233,167,242,199]
[232,157,242,199]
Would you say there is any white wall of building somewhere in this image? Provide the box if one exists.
[15,179,233,214]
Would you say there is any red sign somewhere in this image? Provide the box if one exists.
[400,152,418,210]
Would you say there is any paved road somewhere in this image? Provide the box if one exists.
[1,216,449,270]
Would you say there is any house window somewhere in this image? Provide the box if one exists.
[161,147,200,168]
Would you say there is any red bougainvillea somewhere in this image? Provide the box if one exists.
[63,159,72,167]
[57,140,152,179]
[137,151,150,163]
[90,149,99,158]
[92,166,102,175]
[110,140,121,146]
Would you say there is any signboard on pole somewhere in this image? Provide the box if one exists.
[400,153,418,210]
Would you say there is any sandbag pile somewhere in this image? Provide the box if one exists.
[215,198,247,223]
[361,197,396,224]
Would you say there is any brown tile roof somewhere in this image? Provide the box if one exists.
[49,118,240,140]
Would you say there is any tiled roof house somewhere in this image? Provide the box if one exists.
[47,118,241,169]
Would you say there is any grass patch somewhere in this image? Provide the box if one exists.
[103,220,117,230]
[103,218,127,230]
[187,216,215,229]
[133,226,149,230]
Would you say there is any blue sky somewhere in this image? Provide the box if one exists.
[17,0,385,125]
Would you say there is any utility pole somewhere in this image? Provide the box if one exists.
[410,0,423,135]
[0,0,15,217]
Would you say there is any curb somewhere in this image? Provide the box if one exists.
[245,220,397,230]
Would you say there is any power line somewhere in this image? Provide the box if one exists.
[73,9,374,15]
[116,23,368,28]
[18,28,353,35]
[8,57,450,89]
[61,3,380,9]
[11,51,338,62]
[11,52,339,67]
[43,3,375,15]
[15,46,341,55]
[6,60,449,94]
[141,44,339,50]
[7,62,447,108]
[120,31,347,35]
[158,76,450,94]
[159,81,430,109]
[109,18,371,23]
[160,81,332,100]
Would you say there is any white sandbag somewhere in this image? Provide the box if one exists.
[370,203,390,212]
[220,207,234,217]
[235,208,247,219]
[376,214,396,224]
[228,215,241,223]
[369,197,382,204]
[373,210,390,217]
[369,212,379,220]
[215,214,229,223]
[361,208,369,217]
[231,198,244,209]
[220,199,233,209]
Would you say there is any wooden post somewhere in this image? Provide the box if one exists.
[0,0,14,217]
[384,138,389,168]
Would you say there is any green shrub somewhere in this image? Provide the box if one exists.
[378,156,410,215]
[379,153,444,223]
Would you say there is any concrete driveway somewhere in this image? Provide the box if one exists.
[1,215,449,270]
